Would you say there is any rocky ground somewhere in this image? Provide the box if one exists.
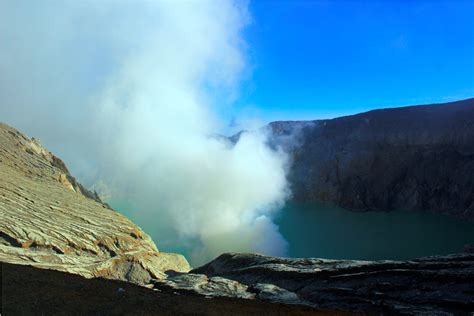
[261,98,474,220]
[147,252,474,314]
[1,262,338,316]
[189,253,474,314]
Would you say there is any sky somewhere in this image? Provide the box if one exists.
[232,0,474,122]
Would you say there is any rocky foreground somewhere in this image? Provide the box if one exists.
[186,253,474,314]
[2,262,333,315]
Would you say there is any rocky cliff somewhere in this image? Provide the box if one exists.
[0,123,190,284]
[264,98,474,219]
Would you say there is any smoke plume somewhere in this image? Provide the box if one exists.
[0,0,289,265]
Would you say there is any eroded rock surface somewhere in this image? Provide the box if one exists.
[151,272,255,299]
[189,252,474,314]
[0,123,190,284]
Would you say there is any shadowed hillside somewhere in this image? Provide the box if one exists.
[264,98,474,219]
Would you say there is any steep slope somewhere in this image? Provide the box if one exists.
[0,123,190,284]
[265,98,474,219]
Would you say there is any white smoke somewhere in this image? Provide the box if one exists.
[0,0,289,265]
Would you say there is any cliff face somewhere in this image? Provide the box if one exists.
[265,98,474,219]
[0,123,190,284]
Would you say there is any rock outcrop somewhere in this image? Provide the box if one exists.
[187,252,474,314]
[151,272,256,300]
[0,123,190,284]
[261,98,474,220]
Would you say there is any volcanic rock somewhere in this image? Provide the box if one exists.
[0,122,190,284]
[261,98,474,219]
[191,252,474,314]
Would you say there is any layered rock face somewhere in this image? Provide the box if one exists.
[264,98,474,219]
[0,123,190,284]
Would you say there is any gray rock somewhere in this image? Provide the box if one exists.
[192,252,474,314]
[150,272,255,299]
[249,283,302,305]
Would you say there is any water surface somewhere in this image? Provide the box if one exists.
[114,201,474,263]
[275,203,474,260]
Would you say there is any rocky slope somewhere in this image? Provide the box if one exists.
[180,252,473,314]
[264,98,474,219]
[0,123,189,284]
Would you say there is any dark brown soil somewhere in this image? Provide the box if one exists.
[0,262,357,316]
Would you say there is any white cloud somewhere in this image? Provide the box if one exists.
[0,0,289,265]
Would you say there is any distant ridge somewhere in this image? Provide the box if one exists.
[256,98,474,219]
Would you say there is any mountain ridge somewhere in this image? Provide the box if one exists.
[257,98,474,219]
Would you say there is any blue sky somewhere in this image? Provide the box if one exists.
[234,0,474,122]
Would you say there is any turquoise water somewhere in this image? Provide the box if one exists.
[275,203,474,260]
[113,200,474,263]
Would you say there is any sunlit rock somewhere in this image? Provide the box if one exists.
[0,123,190,284]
